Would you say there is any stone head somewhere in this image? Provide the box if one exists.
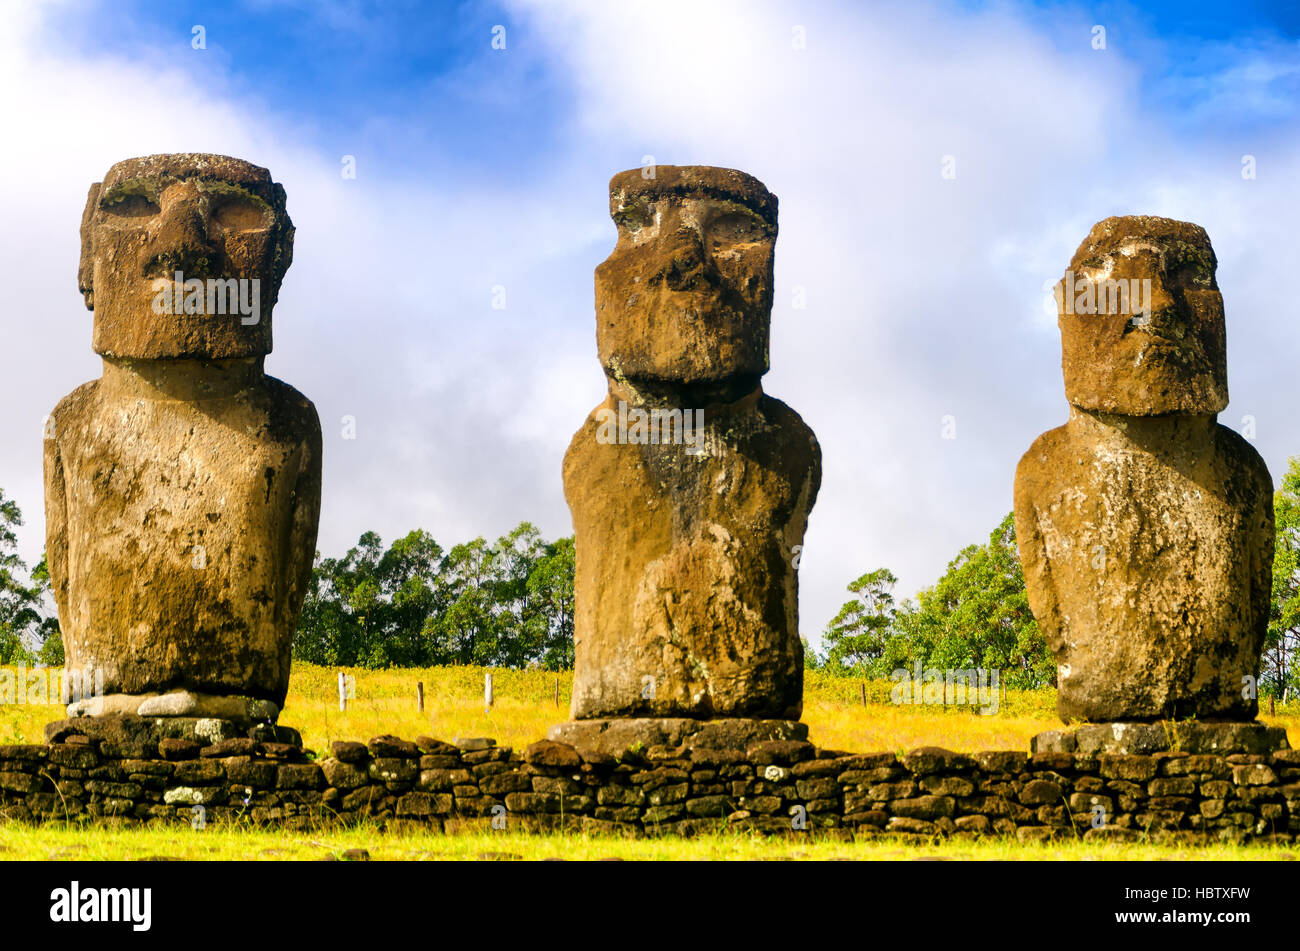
[79,153,294,360]
[1057,215,1227,415]
[595,166,777,390]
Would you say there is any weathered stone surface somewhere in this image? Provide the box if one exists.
[276,764,323,790]
[524,740,582,768]
[565,166,820,720]
[367,758,417,784]
[173,761,224,784]
[1019,780,1063,805]
[44,715,158,757]
[47,154,320,710]
[415,736,459,755]
[974,751,1029,773]
[547,717,806,756]
[1036,721,1288,755]
[158,738,200,761]
[66,693,152,717]
[200,737,257,759]
[903,748,973,775]
[1100,754,1158,782]
[368,735,419,758]
[1015,216,1273,722]
[258,741,300,761]
[321,759,369,789]
[249,724,302,747]
[0,772,43,794]
[136,691,279,722]
[331,741,368,763]
[163,786,222,805]
[891,796,955,820]
[1029,730,1076,754]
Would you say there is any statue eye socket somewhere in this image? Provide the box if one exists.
[211,195,272,232]
[613,202,653,231]
[707,212,760,244]
[101,193,160,218]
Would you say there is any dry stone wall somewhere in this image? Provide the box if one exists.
[2,731,1298,843]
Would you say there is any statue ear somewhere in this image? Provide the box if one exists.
[78,183,101,310]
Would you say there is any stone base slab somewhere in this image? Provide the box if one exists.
[547,717,807,755]
[1032,721,1290,755]
[45,714,301,757]
[65,690,279,723]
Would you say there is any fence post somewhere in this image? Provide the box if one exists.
[416,681,425,713]
[485,672,494,714]
[554,676,559,708]
[860,681,867,707]
[338,670,347,712]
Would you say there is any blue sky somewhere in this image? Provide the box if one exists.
[3,0,1298,645]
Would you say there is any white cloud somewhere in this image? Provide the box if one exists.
[505,0,1300,641]
[0,2,601,578]
[3,0,1297,652]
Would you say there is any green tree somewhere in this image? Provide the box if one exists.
[372,529,446,666]
[823,513,1051,688]
[905,513,1049,688]
[426,537,502,665]
[823,568,898,674]
[800,635,823,670]
[295,531,386,666]
[525,536,576,670]
[1266,456,1300,699]
[31,556,63,665]
[0,490,42,664]
[489,523,548,667]
[294,523,577,670]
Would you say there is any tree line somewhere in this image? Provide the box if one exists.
[293,523,574,670]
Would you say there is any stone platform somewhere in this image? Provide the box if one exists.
[547,717,807,755]
[1032,721,1289,756]
[4,729,1298,841]
[45,714,301,758]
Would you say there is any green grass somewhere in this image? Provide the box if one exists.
[2,821,1295,861]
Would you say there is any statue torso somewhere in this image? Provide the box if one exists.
[47,371,320,702]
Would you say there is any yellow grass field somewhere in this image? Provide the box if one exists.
[2,663,1297,861]
[2,662,1297,755]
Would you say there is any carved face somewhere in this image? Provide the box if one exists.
[595,166,776,389]
[1058,216,1227,415]
[79,154,293,360]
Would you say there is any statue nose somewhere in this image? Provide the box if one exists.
[662,231,716,291]
[155,197,210,247]
[142,190,219,277]
[1131,279,1186,337]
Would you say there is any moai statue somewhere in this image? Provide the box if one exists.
[44,154,321,726]
[559,166,821,735]
[1015,216,1273,726]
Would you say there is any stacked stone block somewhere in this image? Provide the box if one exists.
[2,731,1296,843]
